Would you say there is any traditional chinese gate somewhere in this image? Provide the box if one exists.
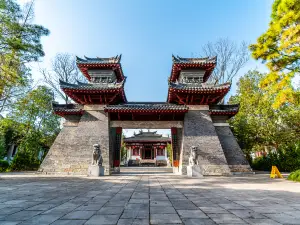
[40,54,252,176]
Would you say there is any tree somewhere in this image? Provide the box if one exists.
[229,70,299,155]
[41,53,86,104]
[0,133,5,159]
[166,143,172,165]
[7,86,60,161]
[0,76,32,114]
[249,0,300,108]
[201,38,249,85]
[0,0,49,99]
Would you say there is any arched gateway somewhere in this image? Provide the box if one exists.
[39,55,251,175]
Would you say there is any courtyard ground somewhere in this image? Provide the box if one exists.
[0,172,300,225]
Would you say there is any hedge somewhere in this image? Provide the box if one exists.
[251,142,300,172]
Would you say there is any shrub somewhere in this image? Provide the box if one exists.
[251,156,272,171]
[251,141,300,172]
[0,160,9,172]
[8,151,40,171]
[288,170,300,182]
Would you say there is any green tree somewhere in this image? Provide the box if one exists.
[0,0,49,101]
[4,86,60,170]
[249,0,300,108]
[166,143,172,165]
[120,135,127,163]
[0,133,5,159]
[229,70,299,155]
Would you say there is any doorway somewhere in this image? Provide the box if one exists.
[144,146,153,159]
[121,129,172,167]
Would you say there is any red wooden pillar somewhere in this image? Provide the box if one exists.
[113,127,122,167]
[171,127,179,167]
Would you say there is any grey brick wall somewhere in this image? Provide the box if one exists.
[215,126,252,172]
[39,110,110,175]
[181,110,231,175]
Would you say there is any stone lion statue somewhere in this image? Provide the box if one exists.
[189,146,198,166]
[92,144,103,166]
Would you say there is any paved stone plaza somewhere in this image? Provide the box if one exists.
[0,173,300,225]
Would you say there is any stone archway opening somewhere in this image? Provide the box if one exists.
[122,129,172,168]
[108,120,184,175]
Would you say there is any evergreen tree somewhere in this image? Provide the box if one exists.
[249,0,300,108]
[229,70,299,155]
[0,0,49,100]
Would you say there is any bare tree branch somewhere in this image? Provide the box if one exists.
[201,38,250,85]
[40,53,87,104]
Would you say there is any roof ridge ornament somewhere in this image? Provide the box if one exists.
[76,56,86,62]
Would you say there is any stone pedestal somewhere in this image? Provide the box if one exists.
[173,167,182,175]
[88,165,105,177]
[187,166,203,177]
[112,167,120,174]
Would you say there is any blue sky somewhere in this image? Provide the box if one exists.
[26,0,273,102]
[22,0,273,137]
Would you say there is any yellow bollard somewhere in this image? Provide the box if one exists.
[270,166,283,178]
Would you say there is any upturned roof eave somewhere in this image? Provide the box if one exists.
[59,79,125,92]
[170,55,217,82]
[168,82,231,91]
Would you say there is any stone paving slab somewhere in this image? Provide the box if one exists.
[51,220,87,225]
[0,173,300,224]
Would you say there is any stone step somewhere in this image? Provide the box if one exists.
[119,166,173,174]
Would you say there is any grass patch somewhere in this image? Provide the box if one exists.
[287,170,300,182]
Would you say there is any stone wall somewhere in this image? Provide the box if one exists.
[181,110,231,175]
[39,110,110,175]
[214,126,252,172]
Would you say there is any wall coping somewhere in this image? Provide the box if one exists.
[213,123,230,127]
[187,105,209,110]
[110,121,183,128]
[83,105,106,111]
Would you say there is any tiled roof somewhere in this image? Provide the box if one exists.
[76,55,121,64]
[105,102,188,112]
[209,104,239,116]
[169,55,217,83]
[169,82,231,92]
[124,131,171,142]
[124,136,171,142]
[172,55,217,64]
[52,102,84,115]
[59,79,125,91]
[135,131,161,137]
